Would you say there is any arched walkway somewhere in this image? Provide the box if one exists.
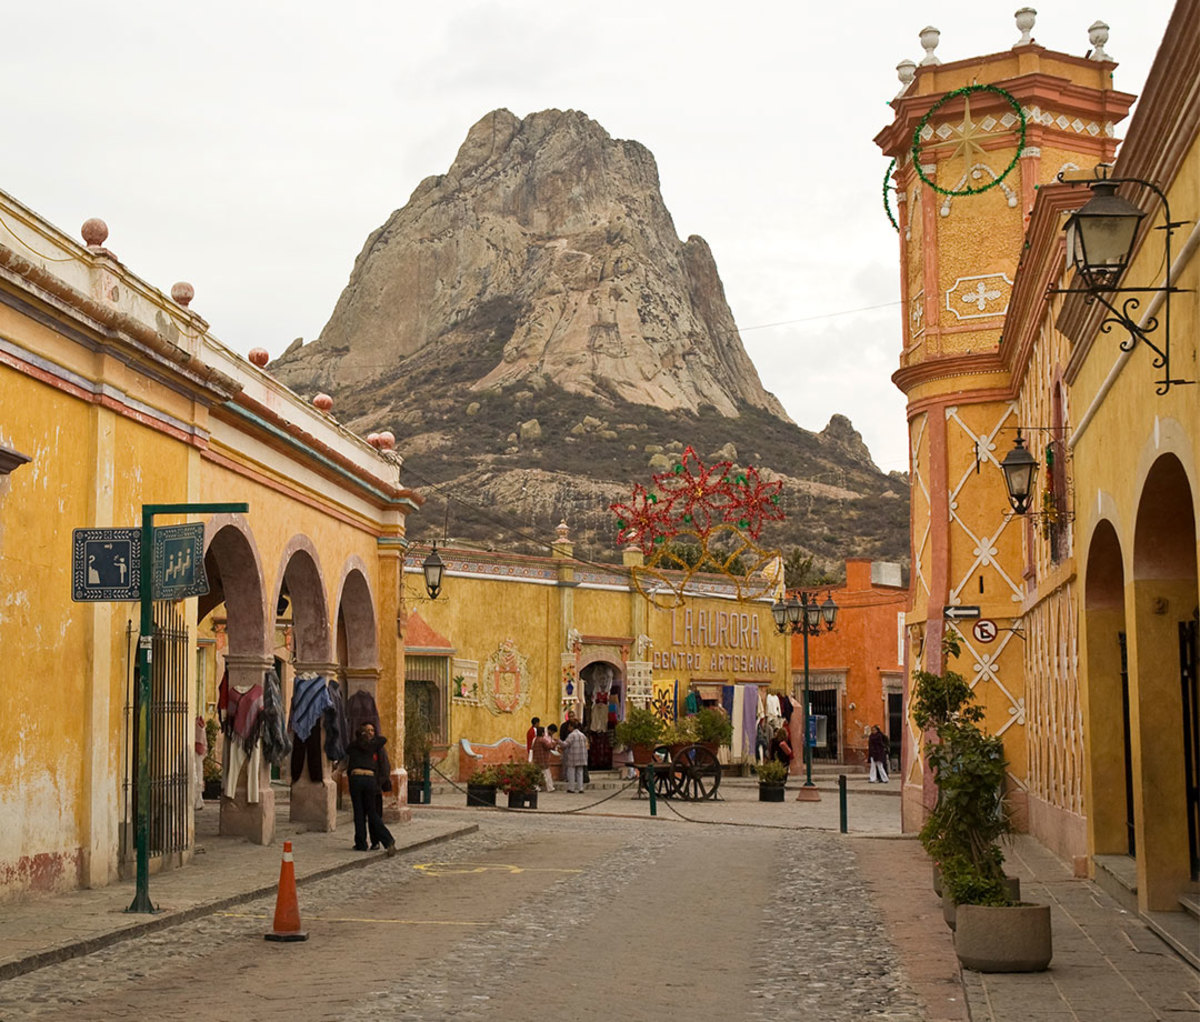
[1129,455,1199,909]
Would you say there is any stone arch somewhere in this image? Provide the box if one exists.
[1130,453,1198,909]
[274,536,331,665]
[201,517,267,658]
[335,557,378,671]
[1082,518,1129,857]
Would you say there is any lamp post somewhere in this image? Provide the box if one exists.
[772,590,838,801]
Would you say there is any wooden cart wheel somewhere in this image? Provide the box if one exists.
[670,743,722,801]
[652,745,675,798]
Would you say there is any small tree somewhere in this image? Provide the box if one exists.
[914,631,1012,906]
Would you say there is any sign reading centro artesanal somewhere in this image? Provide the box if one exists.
[652,608,777,674]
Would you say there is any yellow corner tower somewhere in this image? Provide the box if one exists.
[874,12,1135,828]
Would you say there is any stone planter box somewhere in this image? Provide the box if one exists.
[955,902,1052,972]
[944,877,1022,931]
[466,784,497,807]
[758,783,786,802]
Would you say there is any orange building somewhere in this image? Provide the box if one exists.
[790,559,906,769]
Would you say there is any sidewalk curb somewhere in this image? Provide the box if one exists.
[0,824,478,983]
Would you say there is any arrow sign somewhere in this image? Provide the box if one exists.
[944,605,981,620]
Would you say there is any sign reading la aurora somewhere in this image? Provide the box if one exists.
[651,608,778,674]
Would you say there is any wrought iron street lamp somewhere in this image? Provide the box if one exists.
[1052,170,1190,395]
[422,543,445,600]
[999,430,1039,515]
[772,590,838,800]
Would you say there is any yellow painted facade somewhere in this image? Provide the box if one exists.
[880,3,1200,917]
[399,537,789,777]
[0,191,418,900]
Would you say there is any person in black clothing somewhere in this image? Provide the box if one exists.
[769,726,794,768]
[347,724,396,855]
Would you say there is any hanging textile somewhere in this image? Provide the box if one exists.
[289,673,331,741]
[259,668,292,768]
[323,679,351,763]
[721,685,734,719]
[651,678,677,724]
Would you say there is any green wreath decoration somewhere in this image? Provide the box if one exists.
[910,83,1026,197]
[883,158,899,231]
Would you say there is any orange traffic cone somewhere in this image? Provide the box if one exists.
[264,840,308,942]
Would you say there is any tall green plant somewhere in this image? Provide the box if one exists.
[914,631,1012,906]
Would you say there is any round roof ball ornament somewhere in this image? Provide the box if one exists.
[313,393,334,413]
[81,218,109,248]
[248,347,270,368]
[366,432,382,447]
[377,431,395,451]
[170,282,195,308]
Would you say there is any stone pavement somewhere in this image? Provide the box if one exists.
[0,777,1195,1022]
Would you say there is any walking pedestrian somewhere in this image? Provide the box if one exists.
[346,724,396,855]
[868,725,890,783]
[526,716,540,762]
[532,726,559,791]
[562,721,588,793]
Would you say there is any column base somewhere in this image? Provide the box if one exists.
[220,786,276,844]
[795,785,822,802]
[290,777,337,831]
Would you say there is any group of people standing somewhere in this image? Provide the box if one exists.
[525,713,590,793]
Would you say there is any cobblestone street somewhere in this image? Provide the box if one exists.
[0,806,928,1021]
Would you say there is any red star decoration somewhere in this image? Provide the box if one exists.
[651,446,735,533]
[609,484,676,555]
[723,465,785,539]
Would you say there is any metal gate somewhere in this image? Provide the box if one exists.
[122,602,190,863]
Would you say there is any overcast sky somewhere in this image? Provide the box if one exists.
[4,2,1175,473]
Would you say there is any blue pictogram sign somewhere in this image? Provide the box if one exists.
[72,529,141,602]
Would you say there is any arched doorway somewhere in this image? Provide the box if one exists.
[580,660,622,770]
[1130,454,1199,908]
[1083,519,1130,856]
[201,519,273,843]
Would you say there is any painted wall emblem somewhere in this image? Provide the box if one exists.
[482,638,530,715]
[945,273,1012,321]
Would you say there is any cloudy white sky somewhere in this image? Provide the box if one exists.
[5,1,1175,472]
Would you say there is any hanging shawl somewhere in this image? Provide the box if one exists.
[323,679,351,763]
[260,668,292,767]
[289,672,332,741]
[346,689,382,737]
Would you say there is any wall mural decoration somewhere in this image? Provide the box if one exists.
[481,638,530,716]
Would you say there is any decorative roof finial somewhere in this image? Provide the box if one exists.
[556,520,570,542]
[895,59,917,97]
[1014,8,1037,48]
[170,282,194,308]
[919,26,941,66]
[81,218,109,248]
[1087,20,1111,61]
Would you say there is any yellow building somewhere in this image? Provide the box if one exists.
[879,3,1199,934]
[0,196,418,900]
[400,528,789,778]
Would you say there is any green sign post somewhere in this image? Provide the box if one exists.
[128,501,248,914]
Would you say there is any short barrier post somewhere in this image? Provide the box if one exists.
[838,775,848,834]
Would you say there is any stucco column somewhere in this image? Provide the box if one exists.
[376,542,411,823]
[288,660,342,831]
[218,653,276,845]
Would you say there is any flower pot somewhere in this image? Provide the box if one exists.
[631,743,657,765]
[954,902,1052,972]
[466,784,497,807]
[758,783,786,802]
[943,892,958,930]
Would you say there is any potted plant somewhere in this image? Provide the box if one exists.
[914,632,1050,971]
[614,706,667,764]
[662,715,700,752]
[494,761,544,809]
[202,718,222,800]
[466,764,501,807]
[694,706,733,751]
[404,708,434,805]
[756,758,788,801]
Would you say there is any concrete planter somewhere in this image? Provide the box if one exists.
[954,903,1052,972]
[943,876,1020,929]
[758,783,786,802]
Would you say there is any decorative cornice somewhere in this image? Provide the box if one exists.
[892,349,1009,396]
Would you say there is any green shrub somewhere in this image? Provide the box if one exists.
[756,759,789,784]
